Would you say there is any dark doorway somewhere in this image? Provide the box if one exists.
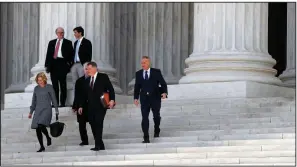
[268,2,288,77]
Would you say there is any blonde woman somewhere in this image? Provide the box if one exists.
[28,72,59,152]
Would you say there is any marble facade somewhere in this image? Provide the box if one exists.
[279,3,296,88]
[0,3,296,109]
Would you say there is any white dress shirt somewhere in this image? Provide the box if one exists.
[74,37,84,62]
[55,38,63,58]
[143,68,151,79]
[90,72,98,86]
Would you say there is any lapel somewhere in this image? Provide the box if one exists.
[79,38,84,49]
[60,39,64,56]
[91,73,100,91]
[149,69,153,80]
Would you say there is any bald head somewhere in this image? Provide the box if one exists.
[55,27,64,39]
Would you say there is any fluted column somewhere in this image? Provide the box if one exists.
[128,3,191,94]
[279,3,296,88]
[0,3,6,109]
[1,3,39,93]
[179,3,282,85]
[93,3,122,94]
[25,3,122,94]
[25,3,56,92]
[113,3,136,94]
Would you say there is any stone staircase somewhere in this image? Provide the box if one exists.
[1,97,296,166]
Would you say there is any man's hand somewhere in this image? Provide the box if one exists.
[28,113,32,119]
[134,99,139,106]
[78,108,83,115]
[161,93,167,99]
[109,100,115,109]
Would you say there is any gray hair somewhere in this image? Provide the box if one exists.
[142,56,150,60]
[55,27,64,33]
[83,62,89,69]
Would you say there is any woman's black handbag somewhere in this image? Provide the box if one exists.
[50,113,65,138]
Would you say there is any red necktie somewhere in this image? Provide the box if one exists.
[53,39,61,59]
[90,77,94,89]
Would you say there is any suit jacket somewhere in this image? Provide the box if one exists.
[72,76,89,122]
[134,68,168,101]
[44,38,74,73]
[80,73,115,116]
[72,38,92,65]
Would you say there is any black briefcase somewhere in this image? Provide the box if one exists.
[50,113,65,138]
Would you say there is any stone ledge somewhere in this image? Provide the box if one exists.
[167,81,295,100]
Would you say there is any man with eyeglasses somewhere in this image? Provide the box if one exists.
[45,27,74,107]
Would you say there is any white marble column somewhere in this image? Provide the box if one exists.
[25,3,122,94]
[279,3,296,88]
[128,3,191,95]
[179,3,282,85]
[25,3,55,92]
[0,3,6,109]
[2,3,39,93]
[113,3,136,94]
[93,3,123,94]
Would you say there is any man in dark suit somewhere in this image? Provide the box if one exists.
[134,56,168,143]
[45,27,74,107]
[78,61,115,151]
[72,62,90,146]
[71,26,92,93]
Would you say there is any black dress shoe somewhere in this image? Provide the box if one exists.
[79,142,89,146]
[37,147,45,152]
[154,132,160,138]
[90,147,100,151]
[142,138,150,143]
[47,137,52,146]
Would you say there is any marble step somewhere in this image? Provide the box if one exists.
[3,96,293,111]
[1,133,294,153]
[2,124,295,143]
[1,105,293,119]
[2,120,295,138]
[3,121,294,136]
[3,114,295,133]
[2,141,294,159]
[3,115,295,132]
[2,150,295,165]
[15,157,295,166]
[2,114,295,130]
[1,106,293,123]
[2,125,295,142]
[1,129,295,149]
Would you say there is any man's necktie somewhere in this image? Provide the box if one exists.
[145,71,148,80]
[53,39,61,59]
[90,76,94,89]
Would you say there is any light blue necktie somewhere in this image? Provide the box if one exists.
[74,40,81,62]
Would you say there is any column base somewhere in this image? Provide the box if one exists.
[95,60,123,94]
[179,53,282,86]
[279,69,296,88]
[167,81,295,101]
[4,82,30,93]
